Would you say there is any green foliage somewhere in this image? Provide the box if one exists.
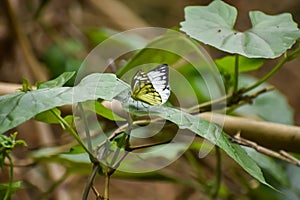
[1,1,300,199]
[215,55,264,74]
[180,0,300,58]
[0,181,22,200]
[82,100,125,121]
[0,132,26,168]
[20,78,33,92]
[0,70,276,188]
[37,71,75,89]
[0,133,26,199]
[0,73,129,133]
[35,108,62,125]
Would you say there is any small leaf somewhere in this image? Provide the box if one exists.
[63,115,74,126]
[34,108,61,124]
[215,55,264,73]
[20,78,32,92]
[180,0,300,58]
[37,72,75,89]
[0,132,26,167]
[82,100,125,121]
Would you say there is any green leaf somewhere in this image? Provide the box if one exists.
[63,115,74,126]
[215,55,264,73]
[244,147,288,185]
[82,100,125,121]
[0,132,26,167]
[20,78,32,92]
[126,105,273,188]
[180,0,300,58]
[34,108,62,124]
[0,181,22,199]
[0,73,130,133]
[37,71,75,89]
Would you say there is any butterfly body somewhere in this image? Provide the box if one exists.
[131,64,170,105]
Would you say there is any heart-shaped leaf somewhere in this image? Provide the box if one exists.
[180,0,300,58]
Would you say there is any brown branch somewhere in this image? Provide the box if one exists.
[0,82,23,95]
[232,132,300,167]
[1,83,300,155]
[200,112,300,154]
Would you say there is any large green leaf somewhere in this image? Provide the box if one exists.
[0,72,272,188]
[126,105,272,188]
[0,73,129,133]
[180,0,300,58]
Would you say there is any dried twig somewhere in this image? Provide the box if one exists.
[232,132,300,167]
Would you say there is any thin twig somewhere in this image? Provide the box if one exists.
[51,109,96,161]
[127,140,171,151]
[3,155,13,200]
[78,103,93,153]
[242,44,300,93]
[82,164,101,200]
[232,133,300,167]
[279,150,300,166]
[225,87,274,113]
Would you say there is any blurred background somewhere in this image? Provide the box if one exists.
[1,0,300,199]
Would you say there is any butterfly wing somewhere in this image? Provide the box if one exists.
[147,64,170,104]
[131,71,162,105]
[131,64,170,105]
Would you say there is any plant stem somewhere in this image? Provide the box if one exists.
[78,103,93,153]
[242,56,287,93]
[104,173,110,200]
[243,45,300,93]
[82,164,101,200]
[51,109,95,160]
[212,147,221,199]
[187,94,230,113]
[102,112,133,200]
[233,54,239,94]
[3,155,13,200]
[110,133,126,166]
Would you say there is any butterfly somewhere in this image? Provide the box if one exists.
[131,64,170,106]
